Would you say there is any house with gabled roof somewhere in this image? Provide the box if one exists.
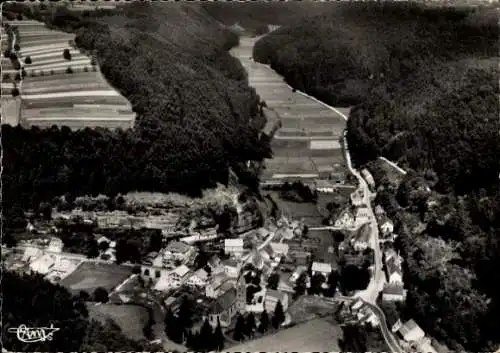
[351,223,371,251]
[222,258,240,278]
[382,283,406,302]
[398,319,425,342]
[208,254,224,275]
[187,268,209,287]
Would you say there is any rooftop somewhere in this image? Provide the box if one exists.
[399,319,425,340]
[354,223,371,243]
[386,257,402,276]
[172,265,191,278]
[166,241,191,254]
[312,261,332,274]
[222,258,240,268]
[225,238,243,247]
[211,287,236,314]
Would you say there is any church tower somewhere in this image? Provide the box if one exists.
[235,272,247,313]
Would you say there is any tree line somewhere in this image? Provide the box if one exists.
[2,2,272,223]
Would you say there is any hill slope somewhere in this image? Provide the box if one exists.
[253,2,500,351]
[2,2,271,213]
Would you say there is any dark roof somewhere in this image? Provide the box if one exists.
[208,255,221,267]
[211,288,236,314]
[383,284,405,296]
[355,223,371,243]
[386,257,402,275]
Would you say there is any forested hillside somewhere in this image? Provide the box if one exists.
[2,3,271,215]
[2,271,154,351]
[253,2,499,195]
[253,2,500,351]
[200,2,328,34]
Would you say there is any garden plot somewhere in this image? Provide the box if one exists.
[60,262,132,294]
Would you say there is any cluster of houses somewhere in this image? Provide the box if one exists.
[392,319,438,353]
[4,238,84,283]
[338,298,380,327]
[136,216,313,329]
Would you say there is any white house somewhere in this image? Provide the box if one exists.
[47,237,63,253]
[352,223,371,251]
[311,261,332,277]
[382,284,407,302]
[398,319,425,342]
[334,208,355,229]
[187,268,209,287]
[222,259,240,278]
[224,238,244,257]
[264,289,289,313]
[379,216,394,235]
[355,206,371,226]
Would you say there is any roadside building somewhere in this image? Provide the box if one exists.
[264,289,289,313]
[352,223,371,251]
[334,208,355,229]
[311,261,332,277]
[208,288,238,327]
[224,238,244,258]
[382,284,407,302]
[398,319,425,342]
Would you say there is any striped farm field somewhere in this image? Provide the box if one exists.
[231,36,350,184]
[8,19,136,130]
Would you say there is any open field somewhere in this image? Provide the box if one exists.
[87,303,149,341]
[231,37,347,183]
[228,317,342,352]
[3,19,136,129]
[263,191,323,226]
[288,295,341,324]
[60,262,132,294]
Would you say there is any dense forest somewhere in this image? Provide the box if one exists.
[2,271,155,351]
[2,2,271,216]
[253,2,500,351]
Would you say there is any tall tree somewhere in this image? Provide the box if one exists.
[164,308,183,344]
[198,318,213,352]
[258,309,269,333]
[245,312,256,338]
[272,300,285,328]
[213,318,225,351]
[233,314,246,341]
[267,272,280,290]
[293,272,308,299]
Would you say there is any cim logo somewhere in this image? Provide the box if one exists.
[8,324,60,343]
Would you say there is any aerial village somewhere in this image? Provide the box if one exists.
[2,164,435,351]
